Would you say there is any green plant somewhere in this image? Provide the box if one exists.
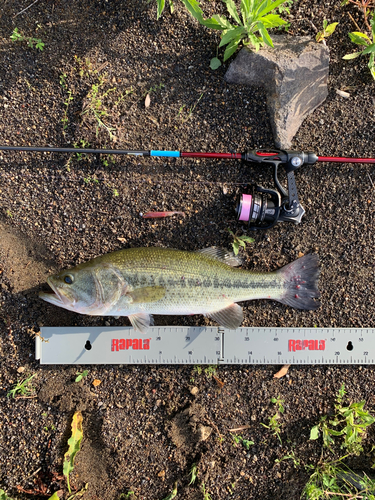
[75,370,89,383]
[261,397,285,443]
[310,384,375,455]
[155,0,175,19]
[162,481,178,500]
[302,459,375,499]
[7,374,36,398]
[62,87,73,131]
[275,449,301,468]
[180,0,290,68]
[143,83,165,96]
[343,16,375,80]
[118,492,135,499]
[232,434,254,450]
[0,489,14,500]
[63,411,83,493]
[193,365,203,375]
[189,463,198,485]
[6,209,13,218]
[73,140,91,161]
[227,229,254,255]
[204,365,217,378]
[201,483,212,500]
[113,188,119,197]
[10,27,45,50]
[177,92,204,124]
[80,75,117,139]
[316,20,339,43]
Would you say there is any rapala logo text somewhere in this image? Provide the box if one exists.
[289,339,326,352]
[112,338,150,351]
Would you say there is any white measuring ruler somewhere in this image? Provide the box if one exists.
[35,326,375,365]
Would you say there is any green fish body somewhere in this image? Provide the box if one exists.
[39,247,320,332]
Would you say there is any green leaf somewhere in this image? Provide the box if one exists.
[219,26,245,47]
[210,57,222,70]
[260,13,287,28]
[47,493,61,500]
[201,14,232,30]
[223,0,242,25]
[162,481,178,500]
[343,52,362,60]
[362,43,375,55]
[180,0,205,23]
[63,411,83,493]
[35,40,44,51]
[240,236,255,243]
[257,21,273,47]
[349,31,371,45]
[75,369,89,382]
[240,0,250,24]
[157,0,165,19]
[223,34,243,61]
[310,425,320,440]
[232,241,240,255]
[325,22,338,35]
[247,32,263,51]
[258,0,289,18]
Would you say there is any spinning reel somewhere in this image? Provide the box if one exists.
[236,150,318,230]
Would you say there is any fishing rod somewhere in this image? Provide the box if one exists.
[1,145,375,230]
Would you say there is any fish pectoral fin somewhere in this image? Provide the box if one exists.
[127,286,165,304]
[206,303,243,329]
[128,313,154,333]
[196,247,242,267]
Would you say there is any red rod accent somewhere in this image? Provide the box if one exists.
[318,156,375,164]
[181,151,243,159]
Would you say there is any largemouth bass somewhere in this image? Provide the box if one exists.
[39,247,320,332]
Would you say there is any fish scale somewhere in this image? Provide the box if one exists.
[39,247,320,332]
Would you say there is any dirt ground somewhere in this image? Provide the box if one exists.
[1,0,375,499]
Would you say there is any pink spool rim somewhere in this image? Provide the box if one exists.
[238,194,252,221]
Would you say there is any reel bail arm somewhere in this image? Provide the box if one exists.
[238,150,318,229]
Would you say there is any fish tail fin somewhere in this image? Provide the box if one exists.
[277,254,320,310]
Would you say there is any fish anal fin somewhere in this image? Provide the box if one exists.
[128,286,165,304]
[206,303,243,329]
[128,313,154,333]
[196,247,242,267]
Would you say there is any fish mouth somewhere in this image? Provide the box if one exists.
[39,278,66,306]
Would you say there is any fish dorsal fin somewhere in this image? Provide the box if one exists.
[206,303,243,329]
[128,286,165,304]
[128,312,154,333]
[196,247,242,267]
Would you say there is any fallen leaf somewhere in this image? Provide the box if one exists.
[274,364,291,379]
[298,252,305,258]
[92,379,101,387]
[63,411,83,493]
[145,93,151,108]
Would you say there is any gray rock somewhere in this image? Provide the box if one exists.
[224,35,330,148]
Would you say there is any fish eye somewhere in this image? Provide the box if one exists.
[64,275,74,284]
